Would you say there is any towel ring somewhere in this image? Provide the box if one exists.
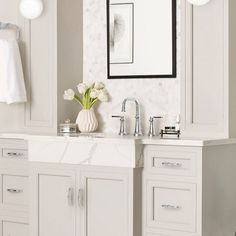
[0,22,21,41]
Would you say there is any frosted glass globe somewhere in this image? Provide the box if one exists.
[19,0,44,19]
[187,0,210,5]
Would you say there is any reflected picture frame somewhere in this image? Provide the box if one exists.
[107,0,177,79]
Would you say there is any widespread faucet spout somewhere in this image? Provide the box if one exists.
[122,97,139,113]
[121,98,143,136]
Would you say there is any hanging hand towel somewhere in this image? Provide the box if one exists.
[0,38,27,104]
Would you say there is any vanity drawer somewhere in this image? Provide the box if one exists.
[2,148,28,159]
[146,148,197,176]
[146,181,197,233]
[2,221,28,236]
[2,175,28,206]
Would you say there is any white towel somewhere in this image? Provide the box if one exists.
[0,38,27,104]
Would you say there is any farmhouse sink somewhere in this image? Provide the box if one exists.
[27,134,143,168]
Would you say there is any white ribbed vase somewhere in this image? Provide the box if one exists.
[76,109,98,133]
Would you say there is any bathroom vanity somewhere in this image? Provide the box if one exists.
[1,135,236,236]
[28,135,143,236]
[1,0,236,235]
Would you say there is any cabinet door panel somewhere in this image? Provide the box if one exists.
[38,174,75,236]
[2,221,28,236]
[181,0,228,138]
[80,171,129,236]
[3,175,28,206]
[30,168,76,236]
[146,180,197,233]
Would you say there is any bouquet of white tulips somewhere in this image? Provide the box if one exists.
[63,82,109,109]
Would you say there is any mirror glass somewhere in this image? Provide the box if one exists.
[107,0,176,79]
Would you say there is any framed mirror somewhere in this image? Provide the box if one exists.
[107,0,176,79]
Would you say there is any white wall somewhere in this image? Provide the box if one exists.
[83,0,181,135]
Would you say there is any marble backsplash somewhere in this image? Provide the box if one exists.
[83,0,181,135]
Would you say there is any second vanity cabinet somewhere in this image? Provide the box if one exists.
[29,163,142,236]
[143,145,201,236]
[143,143,236,236]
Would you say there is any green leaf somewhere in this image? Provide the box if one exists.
[74,94,84,108]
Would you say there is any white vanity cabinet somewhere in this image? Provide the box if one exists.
[143,144,236,236]
[29,163,142,236]
[181,0,236,138]
[0,139,29,236]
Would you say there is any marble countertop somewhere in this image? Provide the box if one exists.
[1,132,236,168]
[1,132,236,147]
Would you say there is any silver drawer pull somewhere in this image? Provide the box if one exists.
[161,204,181,210]
[67,188,74,206]
[78,189,83,207]
[7,152,23,157]
[7,189,23,193]
[161,162,182,168]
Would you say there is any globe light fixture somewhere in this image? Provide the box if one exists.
[19,0,44,20]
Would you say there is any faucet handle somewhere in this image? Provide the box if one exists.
[148,116,163,137]
[112,115,126,136]
[150,116,163,121]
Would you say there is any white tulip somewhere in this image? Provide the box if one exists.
[90,89,99,99]
[98,89,109,102]
[94,82,105,90]
[63,89,75,100]
[77,83,88,94]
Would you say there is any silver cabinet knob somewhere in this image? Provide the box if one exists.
[148,116,163,137]
[161,204,182,210]
[7,189,23,193]
[7,152,23,157]
[161,162,182,168]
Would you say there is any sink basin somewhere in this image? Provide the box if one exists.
[28,134,143,168]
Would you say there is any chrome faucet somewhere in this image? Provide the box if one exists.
[148,116,163,137]
[112,115,126,136]
[121,98,143,136]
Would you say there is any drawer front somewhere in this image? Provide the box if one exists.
[2,149,28,159]
[2,175,28,206]
[146,148,197,176]
[3,221,28,236]
[146,181,197,232]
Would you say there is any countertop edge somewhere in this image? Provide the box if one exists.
[1,133,236,147]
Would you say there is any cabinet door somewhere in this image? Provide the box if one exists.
[79,170,130,236]
[30,168,76,236]
[181,0,229,138]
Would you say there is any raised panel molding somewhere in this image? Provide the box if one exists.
[23,0,57,132]
[146,180,197,233]
[181,0,231,138]
[0,0,83,134]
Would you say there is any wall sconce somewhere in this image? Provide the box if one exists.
[19,0,44,19]
[187,0,210,5]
